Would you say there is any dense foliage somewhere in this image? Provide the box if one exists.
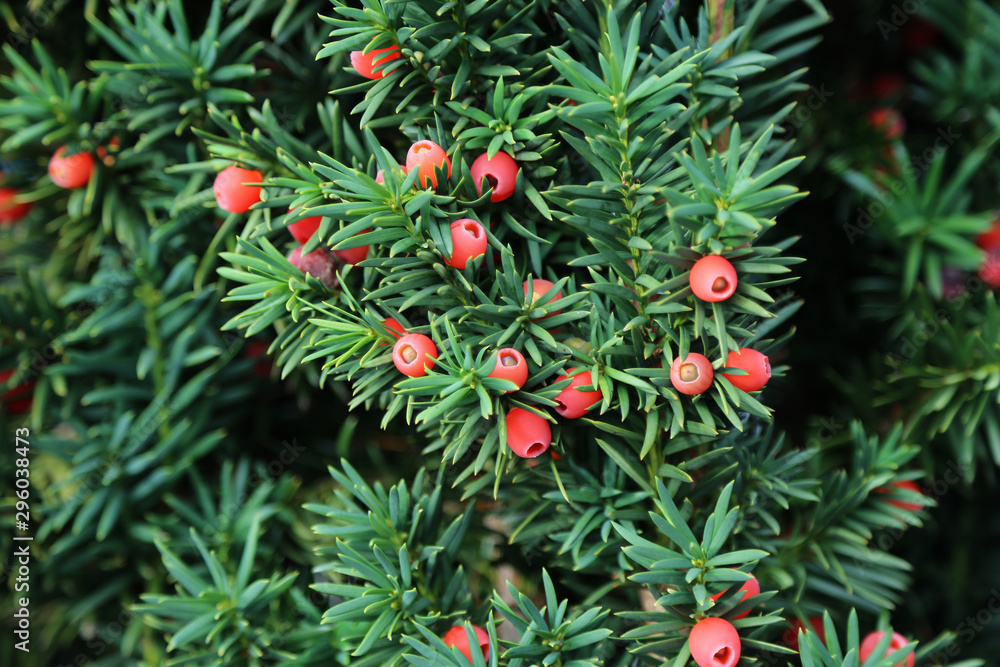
[2,0,999,666]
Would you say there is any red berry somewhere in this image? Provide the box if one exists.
[868,108,905,141]
[244,340,273,377]
[0,187,32,225]
[553,367,601,419]
[721,348,771,393]
[505,408,551,458]
[445,219,488,269]
[406,140,451,189]
[287,207,323,244]
[670,353,714,396]
[333,230,370,265]
[782,616,826,651]
[976,218,1000,251]
[48,146,95,189]
[688,617,741,667]
[377,317,406,347]
[382,318,406,339]
[488,348,528,392]
[470,151,519,202]
[859,631,914,667]
[709,575,760,620]
[442,625,490,662]
[288,246,339,289]
[213,165,263,214]
[980,248,1000,289]
[0,368,35,416]
[902,17,937,54]
[690,255,737,302]
[976,217,1000,286]
[393,333,437,377]
[350,45,402,80]
[867,73,905,101]
[874,479,923,513]
[522,278,563,320]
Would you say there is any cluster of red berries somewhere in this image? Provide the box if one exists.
[212,162,375,287]
[391,268,769,458]
[351,38,519,200]
[377,139,519,206]
[676,254,772,395]
[388,278,572,460]
[670,347,770,397]
[780,618,914,665]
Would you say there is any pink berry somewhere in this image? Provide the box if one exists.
[393,333,437,377]
[689,255,737,302]
[553,368,601,419]
[688,617,741,667]
[506,408,551,458]
[445,219,488,269]
[406,140,451,189]
[488,348,528,392]
[670,353,714,396]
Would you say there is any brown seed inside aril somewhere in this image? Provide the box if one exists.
[464,222,481,238]
[486,174,499,189]
[712,277,729,292]
[413,143,430,154]
[713,647,731,664]
[679,363,699,382]
[501,353,518,367]
[400,345,417,363]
